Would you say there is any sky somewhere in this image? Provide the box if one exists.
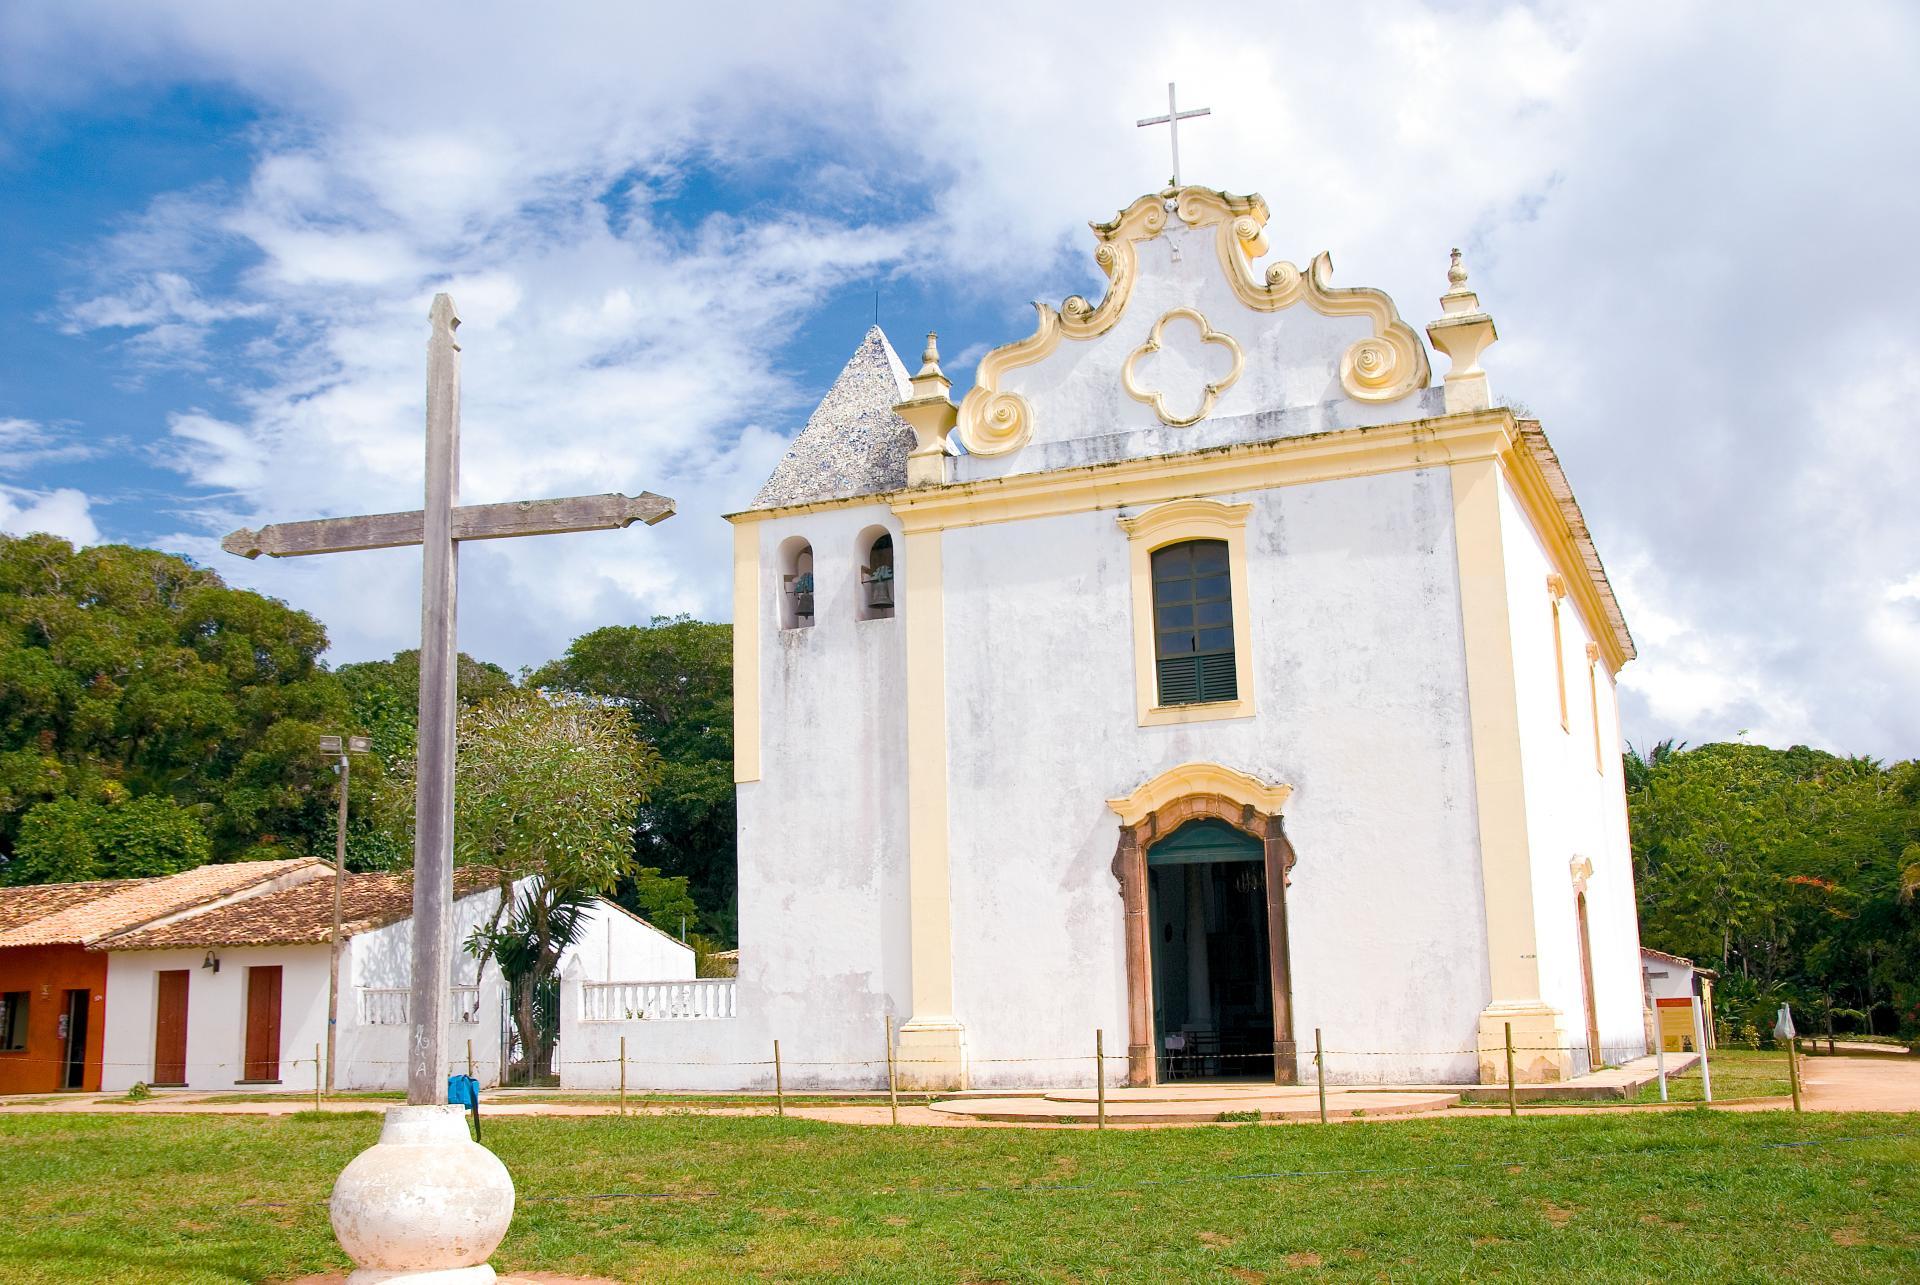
[0,2,1916,760]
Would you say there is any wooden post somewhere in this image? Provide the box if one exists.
[1095,1029,1106,1131]
[1690,997,1713,1103]
[1654,1029,1668,1102]
[406,294,462,1107]
[619,1035,627,1117]
[773,1039,785,1118]
[467,1037,475,1086]
[314,1043,323,1112]
[885,1015,899,1126]
[325,751,348,1094]
[1504,1021,1518,1117]
[1787,1036,1803,1113]
[1315,1027,1327,1125]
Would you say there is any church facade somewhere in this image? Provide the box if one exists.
[725,185,1641,1089]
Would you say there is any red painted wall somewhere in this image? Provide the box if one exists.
[0,945,107,1094]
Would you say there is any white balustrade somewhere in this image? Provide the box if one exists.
[581,979,736,1022]
[360,985,483,1026]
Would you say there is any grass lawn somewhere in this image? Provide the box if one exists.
[1622,1047,1794,1106]
[0,1109,1913,1282]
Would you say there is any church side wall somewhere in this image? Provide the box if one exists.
[726,504,909,1088]
[941,467,1491,1086]
[1495,471,1645,1073]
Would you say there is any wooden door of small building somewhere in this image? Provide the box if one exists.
[154,970,190,1085]
[243,965,282,1082]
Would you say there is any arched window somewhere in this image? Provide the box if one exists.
[857,530,895,621]
[1151,539,1236,706]
[779,537,814,629]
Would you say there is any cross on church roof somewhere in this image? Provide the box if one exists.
[1136,82,1211,188]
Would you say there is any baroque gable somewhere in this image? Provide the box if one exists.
[953,187,1434,477]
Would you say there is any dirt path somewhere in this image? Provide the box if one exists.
[7,1055,1914,1126]
[1800,1053,1920,1111]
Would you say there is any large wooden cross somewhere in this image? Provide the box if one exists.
[223,293,674,1105]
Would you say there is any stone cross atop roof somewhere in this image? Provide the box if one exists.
[752,325,915,509]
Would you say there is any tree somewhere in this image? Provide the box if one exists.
[7,791,212,884]
[1629,741,1920,1040]
[377,690,657,1080]
[335,649,517,872]
[0,534,356,873]
[528,616,736,940]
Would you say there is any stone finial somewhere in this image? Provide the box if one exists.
[894,328,959,487]
[1425,247,1497,413]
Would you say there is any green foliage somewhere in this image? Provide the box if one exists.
[629,865,698,935]
[9,791,212,884]
[378,689,657,1081]
[1629,741,1920,1038]
[528,615,735,940]
[334,649,517,872]
[0,534,363,874]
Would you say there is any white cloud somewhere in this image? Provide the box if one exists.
[0,485,100,546]
[0,417,99,472]
[4,1,1919,756]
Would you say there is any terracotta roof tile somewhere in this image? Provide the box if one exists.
[0,878,156,933]
[0,860,326,947]
[97,867,504,951]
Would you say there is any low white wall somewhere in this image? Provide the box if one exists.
[557,967,754,1090]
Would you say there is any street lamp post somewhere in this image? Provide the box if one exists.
[320,733,372,1095]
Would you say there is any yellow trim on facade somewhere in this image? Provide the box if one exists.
[1450,456,1556,1029]
[1116,498,1256,726]
[731,521,761,784]
[901,525,963,1081]
[1106,761,1294,829]
[1504,444,1629,674]
[952,185,1432,456]
[726,406,1630,674]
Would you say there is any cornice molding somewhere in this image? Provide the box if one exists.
[953,185,1433,456]
[1116,496,1252,547]
[1106,761,1294,829]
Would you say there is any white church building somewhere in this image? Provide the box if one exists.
[566,182,1643,1091]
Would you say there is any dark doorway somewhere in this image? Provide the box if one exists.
[60,990,88,1090]
[1147,820,1274,1080]
[154,970,189,1085]
[243,965,283,1082]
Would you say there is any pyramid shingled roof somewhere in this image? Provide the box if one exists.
[751,326,915,509]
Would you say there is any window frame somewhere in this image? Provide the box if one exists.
[0,991,27,1052]
[1119,498,1256,726]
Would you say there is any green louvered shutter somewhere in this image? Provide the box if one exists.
[1151,539,1237,706]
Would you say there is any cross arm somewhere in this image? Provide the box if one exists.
[221,491,676,559]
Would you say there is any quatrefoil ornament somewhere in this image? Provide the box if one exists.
[1121,307,1245,427]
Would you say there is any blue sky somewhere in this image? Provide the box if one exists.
[2,2,1918,758]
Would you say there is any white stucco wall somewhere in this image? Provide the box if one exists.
[1496,472,1645,1074]
[938,467,1489,1085]
[557,901,695,983]
[101,884,516,1092]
